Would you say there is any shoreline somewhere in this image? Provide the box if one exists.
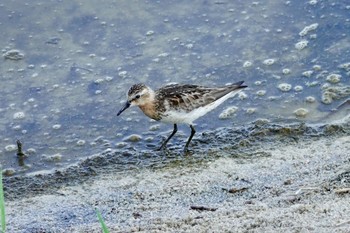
[4,117,350,232]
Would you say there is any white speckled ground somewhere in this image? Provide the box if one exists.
[6,117,350,233]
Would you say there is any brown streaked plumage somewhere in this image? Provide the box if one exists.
[117,81,247,152]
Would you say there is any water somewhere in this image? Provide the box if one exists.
[0,0,349,175]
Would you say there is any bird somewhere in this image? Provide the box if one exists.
[117,81,247,152]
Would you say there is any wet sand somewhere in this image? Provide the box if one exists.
[4,114,350,232]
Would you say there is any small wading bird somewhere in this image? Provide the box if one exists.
[117,81,247,152]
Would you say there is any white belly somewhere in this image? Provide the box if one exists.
[160,90,241,124]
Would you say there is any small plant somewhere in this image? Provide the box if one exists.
[96,209,109,233]
[0,170,6,233]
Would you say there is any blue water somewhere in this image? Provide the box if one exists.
[0,0,349,175]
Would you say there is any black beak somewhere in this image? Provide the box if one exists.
[117,101,131,116]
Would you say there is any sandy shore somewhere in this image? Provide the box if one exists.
[4,116,350,232]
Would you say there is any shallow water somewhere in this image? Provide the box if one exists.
[0,1,349,175]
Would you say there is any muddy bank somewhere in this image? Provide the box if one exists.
[4,118,349,200]
[3,116,350,232]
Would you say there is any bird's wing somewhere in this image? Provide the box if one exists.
[156,84,242,112]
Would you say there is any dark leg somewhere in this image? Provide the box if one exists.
[184,125,196,151]
[158,124,178,150]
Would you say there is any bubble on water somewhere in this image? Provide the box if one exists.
[299,23,319,37]
[322,92,333,104]
[294,85,303,92]
[305,96,316,103]
[27,148,36,154]
[94,78,104,84]
[256,90,266,96]
[302,70,313,78]
[309,0,318,5]
[219,106,238,119]
[5,144,17,152]
[321,85,350,104]
[185,43,194,49]
[246,108,256,114]
[278,83,292,92]
[146,30,155,36]
[282,68,291,75]
[158,52,169,57]
[238,92,248,100]
[263,58,275,66]
[338,62,350,71]
[306,81,319,87]
[118,71,128,78]
[273,75,281,80]
[326,73,341,84]
[294,108,309,117]
[295,40,309,50]
[268,96,279,101]
[76,140,86,146]
[312,65,322,71]
[105,76,113,82]
[149,124,160,131]
[13,125,21,130]
[43,153,62,162]
[243,61,253,68]
[52,124,61,130]
[13,112,25,119]
[254,81,262,86]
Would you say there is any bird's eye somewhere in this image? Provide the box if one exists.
[135,94,141,99]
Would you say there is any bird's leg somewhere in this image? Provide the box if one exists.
[184,125,196,151]
[158,124,178,150]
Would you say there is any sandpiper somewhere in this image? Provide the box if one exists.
[117,81,247,151]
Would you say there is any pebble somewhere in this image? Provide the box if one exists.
[3,168,16,176]
[124,134,142,142]
[116,142,128,148]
